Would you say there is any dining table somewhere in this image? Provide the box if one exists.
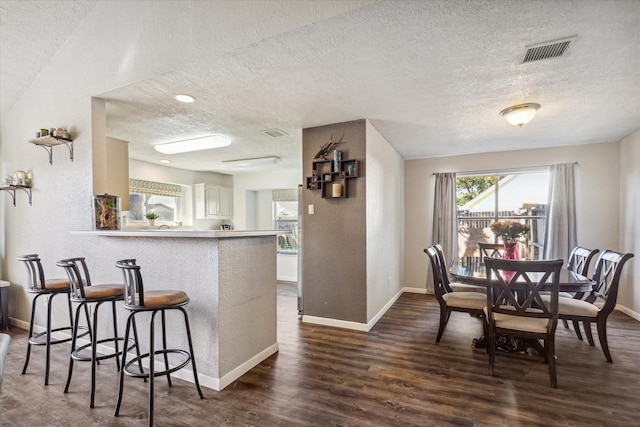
[449,262,596,353]
[449,263,596,293]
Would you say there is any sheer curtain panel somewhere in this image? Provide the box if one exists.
[430,172,458,294]
[543,163,577,261]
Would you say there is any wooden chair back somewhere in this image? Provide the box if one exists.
[586,250,634,314]
[567,246,599,277]
[432,243,455,292]
[484,258,563,327]
[478,243,504,260]
[424,246,449,300]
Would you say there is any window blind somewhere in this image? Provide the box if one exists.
[129,179,182,197]
[272,189,298,202]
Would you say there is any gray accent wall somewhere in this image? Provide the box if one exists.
[302,120,367,323]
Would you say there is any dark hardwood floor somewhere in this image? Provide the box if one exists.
[2,284,640,426]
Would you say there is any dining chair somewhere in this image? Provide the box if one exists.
[434,243,485,294]
[554,250,634,362]
[478,243,505,260]
[484,257,564,388]
[425,246,486,343]
[561,246,599,332]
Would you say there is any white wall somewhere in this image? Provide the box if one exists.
[129,159,232,229]
[366,121,404,323]
[619,129,640,317]
[232,170,301,230]
[404,141,621,297]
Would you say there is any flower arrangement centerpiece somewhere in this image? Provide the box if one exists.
[489,220,530,242]
[489,220,530,259]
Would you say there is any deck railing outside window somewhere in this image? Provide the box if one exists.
[457,205,546,267]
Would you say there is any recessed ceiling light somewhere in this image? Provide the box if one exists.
[159,159,171,163]
[174,94,195,103]
[154,135,231,154]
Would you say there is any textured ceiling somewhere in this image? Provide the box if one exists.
[2,1,639,174]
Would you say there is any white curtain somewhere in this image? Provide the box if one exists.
[543,163,577,261]
[430,172,458,293]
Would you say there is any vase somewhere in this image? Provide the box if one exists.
[148,219,155,227]
[502,241,519,260]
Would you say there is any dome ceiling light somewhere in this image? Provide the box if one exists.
[500,103,541,127]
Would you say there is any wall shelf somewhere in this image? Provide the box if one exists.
[28,135,74,165]
[306,158,358,198]
[0,184,32,206]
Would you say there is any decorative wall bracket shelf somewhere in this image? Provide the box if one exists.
[28,135,74,165]
[0,185,32,206]
[306,158,359,198]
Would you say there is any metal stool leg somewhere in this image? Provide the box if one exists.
[149,310,158,427]
[161,310,172,386]
[180,307,204,399]
[22,294,40,376]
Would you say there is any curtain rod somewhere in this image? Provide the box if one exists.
[432,161,579,176]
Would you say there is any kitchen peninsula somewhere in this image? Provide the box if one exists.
[71,229,279,391]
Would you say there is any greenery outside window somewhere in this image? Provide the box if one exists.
[456,169,549,264]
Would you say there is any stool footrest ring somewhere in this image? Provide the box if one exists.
[28,325,89,346]
[123,349,191,379]
[70,336,136,362]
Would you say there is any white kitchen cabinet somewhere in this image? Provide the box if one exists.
[195,184,233,219]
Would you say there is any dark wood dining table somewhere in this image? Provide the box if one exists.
[449,262,596,353]
[449,263,596,293]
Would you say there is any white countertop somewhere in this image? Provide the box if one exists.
[71,229,280,238]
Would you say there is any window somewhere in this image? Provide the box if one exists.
[456,170,549,264]
[125,179,183,223]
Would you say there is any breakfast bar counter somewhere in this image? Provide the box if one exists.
[71,229,279,391]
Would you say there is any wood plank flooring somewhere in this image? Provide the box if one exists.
[2,284,640,426]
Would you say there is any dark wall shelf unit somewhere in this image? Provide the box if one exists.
[28,135,74,165]
[306,159,358,199]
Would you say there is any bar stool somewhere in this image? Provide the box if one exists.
[114,259,203,426]
[17,254,86,385]
[56,257,136,408]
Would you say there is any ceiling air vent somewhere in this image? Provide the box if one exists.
[522,37,575,64]
[263,128,288,138]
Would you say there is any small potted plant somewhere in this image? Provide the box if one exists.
[145,211,159,226]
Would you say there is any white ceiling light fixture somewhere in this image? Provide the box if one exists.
[154,135,231,154]
[500,103,541,127]
[174,94,195,103]
[221,156,282,169]
[159,159,171,164]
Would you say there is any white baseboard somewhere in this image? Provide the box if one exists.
[616,304,640,321]
[8,318,279,392]
[302,287,428,332]
[302,315,369,331]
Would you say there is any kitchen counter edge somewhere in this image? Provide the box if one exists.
[71,230,280,238]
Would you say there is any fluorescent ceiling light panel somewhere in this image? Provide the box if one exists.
[221,156,281,169]
[154,135,231,154]
[175,94,195,103]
